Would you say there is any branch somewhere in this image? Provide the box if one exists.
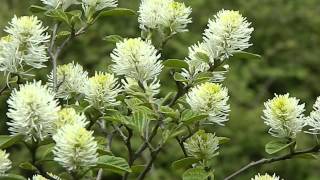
[137,145,162,180]
[133,121,161,162]
[224,145,320,180]
[48,23,89,92]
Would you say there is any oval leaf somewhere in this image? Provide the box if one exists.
[172,157,199,170]
[19,162,38,172]
[183,167,208,180]
[0,135,24,149]
[231,51,262,61]
[103,35,123,44]
[96,155,131,175]
[35,143,55,161]
[131,165,146,174]
[29,5,48,13]
[96,8,136,20]
[163,59,189,69]
[265,140,295,154]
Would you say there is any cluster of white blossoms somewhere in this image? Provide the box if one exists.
[82,0,118,17]
[184,130,219,160]
[41,0,78,10]
[53,124,98,171]
[262,94,306,138]
[48,62,88,99]
[0,150,11,174]
[55,108,88,130]
[7,81,60,141]
[186,82,230,125]
[84,71,121,109]
[251,173,280,180]
[0,16,49,75]
[138,0,192,33]
[204,10,254,61]
[111,38,163,82]
[307,97,320,134]
[183,10,253,80]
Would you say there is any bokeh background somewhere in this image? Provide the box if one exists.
[1,0,320,179]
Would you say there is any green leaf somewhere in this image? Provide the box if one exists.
[293,153,319,160]
[103,35,123,44]
[231,51,262,61]
[182,114,208,125]
[265,140,295,154]
[29,5,47,13]
[163,59,189,69]
[195,52,210,63]
[183,167,208,180]
[45,9,70,25]
[174,72,188,82]
[181,110,208,125]
[0,134,24,149]
[68,10,82,23]
[19,162,38,172]
[0,174,27,180]
[217,137,230,145]
[97,146,113,156]
[95,8,136,20]
[172,157,199,170]
[35,143,54,161]
[159,106,179,118]
[128,111,149,136]
[193,72,213,85]
[96,155,131,175]
[131,165,146,174]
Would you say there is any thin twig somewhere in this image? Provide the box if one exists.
[96,169,103,180]
[137,146,162,180]
[48,23,59,91]
[224,145,320,180]
[123,127,134,180]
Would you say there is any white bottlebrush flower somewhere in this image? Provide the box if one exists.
[55,108,88,130]
[0,16,50,74]
[41,0,78,10]
[48,62,88,99]
[307,97,320,134]
[111,38,162,81]
[30,175,48,180]
[163,1,192,33]
[186,82,230,125]
[251,173,280,180]
[53,124,98,171]
[138,0,192,33]
[0,35,20,73]
[82,0,118,17]
[204,10,254,61]
[262,94,306,138]
[7,81,60,141]
[85,72,121,109]
[184,130,219,160]
[0,150,11,174]
[5,16,49,45]
[138,0,172,30]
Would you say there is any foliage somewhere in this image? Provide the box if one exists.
[0,0,320,180]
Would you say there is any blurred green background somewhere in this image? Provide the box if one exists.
[1,0,320,179]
